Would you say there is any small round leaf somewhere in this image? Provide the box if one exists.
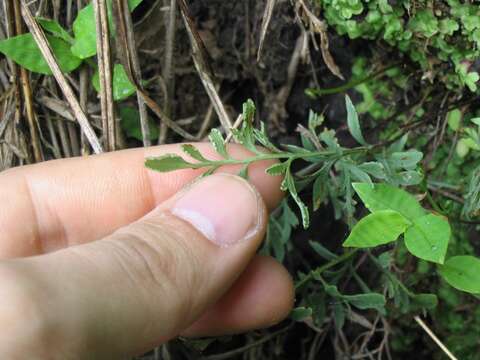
[404,214,450,264]
[439,256,480,294]
[343,210,410,248]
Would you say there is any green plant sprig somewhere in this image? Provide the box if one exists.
[146,98,426,230]
[145,146,367,175]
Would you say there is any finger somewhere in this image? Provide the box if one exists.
[0,143,284,258]
[0,174,284,358]
[183,256,294,337]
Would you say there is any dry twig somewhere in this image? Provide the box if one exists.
[257,0,277,62]
[112,0,151,146]
[414,316,458,360]
[159,0,177,144]
[93,0,116,151]
[177,0,233,133]
[12,0,43,162]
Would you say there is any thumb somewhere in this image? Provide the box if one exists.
[1,174,268,358]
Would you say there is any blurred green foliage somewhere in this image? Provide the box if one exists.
[320,0,480,91]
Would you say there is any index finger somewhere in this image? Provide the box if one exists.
[0,144,284,258]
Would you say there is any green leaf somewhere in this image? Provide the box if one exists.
[465,71,479,92]
[285,171,310,229]
[389,151,423,169]
[309,240,338,261]
[353,183,426,220]
[253,122,281,153]
[182,144,208,162]
[345,95,367,145]
[71,0,143,59]
[119,107,159,141]
[266,163,287,176]
[208,128,229,158]
[471,117,480,127]
[447,109,462,131]
[242,99,256,124]
[358,162,386,179]
[333,303,346,329]
[347,164,373,184]
[290,307,313,321]
[395,170,423,186]
[408,9,438,38]
[404,214,450,264]
[37,18,74,43]
[343,293,386,311]
[92,64,136,101]
[411,293,438,310]
[343,210,410,248]
[0,34,82,75]
[308,110,324,134]
[439,256,480,294]
[238,165,249,179]
[439,18,458,35]
[145,154,197,172]
[312,174,327,211]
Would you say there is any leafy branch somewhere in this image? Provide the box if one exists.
[146,97,427,230]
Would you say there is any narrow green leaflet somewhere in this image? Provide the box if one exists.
[404,214,450,264]
[291,307,313,321]
[439,256,480,294]
[238,165,249,179]
[447,109,462,131]
[411,294,438,310]
[71,0,143,59]
[284,171,310,229]
[343,210,410,248]
[92,64,136,101]
[242,99,256,124]
[343,293,386,312]
[266,163,287,176]
[389,151,424,169]
[0,34,82,75]
[353,183,426,220]
[37,18,74,43]
[208,128,229,158]
[145,155,199,172]
[181,144,208,162]
[358,162,386,179]
[345,95,367,146]
[333,303,346,329]
[347,163,373,185]
[119,107,159,141]
[309,240,338,261]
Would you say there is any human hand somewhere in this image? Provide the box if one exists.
[0,143,294,359]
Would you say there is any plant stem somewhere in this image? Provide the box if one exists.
[180,147,369,170]
[295,249,359,290]
[307,63,400,97]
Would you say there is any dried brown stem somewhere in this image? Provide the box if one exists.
[93,0,116,151]
[159,0,178,145]
[13,0,43,162]
[257,0,276,62]
[112,0,151,147]
[177,0,233,133]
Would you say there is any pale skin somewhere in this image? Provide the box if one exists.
[0,143,294,359]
